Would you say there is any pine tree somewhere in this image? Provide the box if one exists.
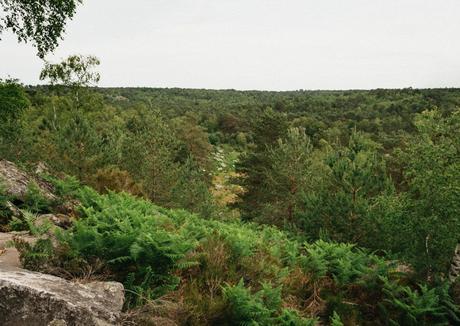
[0,80,30,160]
[380,110,460,277]
[234,108,288,221]
[259,127,315,226]
[300,130,392,244]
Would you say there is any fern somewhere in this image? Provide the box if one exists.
[330,311,344,326]
[223,279,312,326]
[382,277,460,325]
[0,180,12,226]
[58,190,197,306]
[23,180,458,324]
[20,181,51,213]
[223,279,275,325]
[12,237,54,270]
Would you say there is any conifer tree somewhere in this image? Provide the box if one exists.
[234,108,288,220]
[379,110,460,277]
[300,131,392,244]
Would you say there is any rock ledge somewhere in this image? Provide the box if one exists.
[0,265,124,326]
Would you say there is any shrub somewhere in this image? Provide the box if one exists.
[0,181,11,227]
[222,279,315,326]
[90,166,143,196]
[299,240,391,286]
[9,210,55,269]
[7,210,52,233]
[13,237,54,271]
[381,279,460,325]
[60,188,197,306]
[46,174,81,198]
[20,181,51,213]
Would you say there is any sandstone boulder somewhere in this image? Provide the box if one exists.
[5,200,23,218]
[0,159,56,201]
[0,201,23,229]
[0,265,124,326]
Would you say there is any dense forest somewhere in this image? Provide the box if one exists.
[2,68,460,324]
[1,1,460,325]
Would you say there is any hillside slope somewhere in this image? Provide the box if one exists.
[1,162,458,325]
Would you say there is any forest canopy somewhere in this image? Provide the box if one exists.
[2,60,460,325]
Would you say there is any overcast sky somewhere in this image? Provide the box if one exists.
[1,0,459,90]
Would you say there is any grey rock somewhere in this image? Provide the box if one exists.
[5,200,23,219]
[84,281,125,314]
[0,265,124,326]
[48,320,68,326]
[35,161,50,175]
[0,159,56,201]
[0,201,23,228]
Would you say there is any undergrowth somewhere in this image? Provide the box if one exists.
[13,176,460,325]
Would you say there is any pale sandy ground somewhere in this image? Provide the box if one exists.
[0,232,35,268]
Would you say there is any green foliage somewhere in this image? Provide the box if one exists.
[8,210,52,234]
[0,181,11,226]
[120,108,180,205]
[46,175,81,198]
[9,211,56,270]
[40,55,101,87]
[300,131,393,245]
[4,81,460,323]
[0,80,30,160]
[381,279,460,325]
[171,158,217,218]
[235,109,289,221]
[52,113,105,179]
[299,240,391,286]
[19,181,51,214]
[0,0,82,57]
[171,113,214,175]
[256,127,315,226]
[0,79,29,120]
[223,280,314,326]
[12,236,55,270]
[223,280,275,325]
[329,311,344,326]
[376,110,460,276]
[10,177,460,324]
[60,188,197,306]
[6,216,24,231]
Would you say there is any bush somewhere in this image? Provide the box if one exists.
[90,166,143,196]
[9,210,55,269]
[13,237,55,271]
[60,187,197,306]
[46,174,81,198]
[0,181,11,227]
[381,279,460,325]
[19,181,51,213]
[299,240,391,286]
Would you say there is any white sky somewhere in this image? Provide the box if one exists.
[1,0,459,90]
